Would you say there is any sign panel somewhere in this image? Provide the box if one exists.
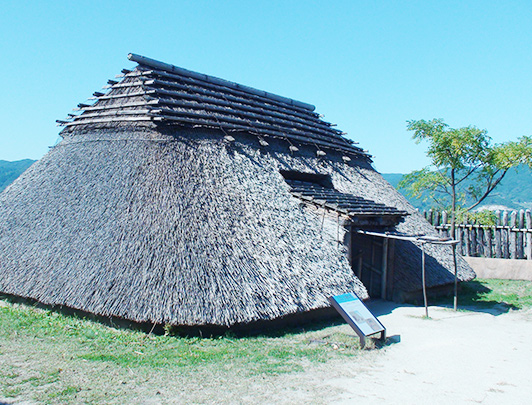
[329,292,385,347]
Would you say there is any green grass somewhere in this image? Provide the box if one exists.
[431,278,532,311]
[457,279,532,310]
[2,279,529,403]
[0,296,362,404]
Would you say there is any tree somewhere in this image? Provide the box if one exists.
[400,119,532,220]
[399,118,532,310]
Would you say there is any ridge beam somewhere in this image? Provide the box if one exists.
[128,53,316,112]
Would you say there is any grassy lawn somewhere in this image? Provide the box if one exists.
[0,296,362,404]
[453,278,532,310]
[1,278,531,404]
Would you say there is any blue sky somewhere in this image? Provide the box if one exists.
[1,1,531,173]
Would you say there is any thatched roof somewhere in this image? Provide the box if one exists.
[285,179,408,222]
[58,54,367,159]
[0,54,474,327]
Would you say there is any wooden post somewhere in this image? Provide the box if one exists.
[486,227,493,258]
[495,210,502,258]
[526,210,532,260]
[387,239,395,300]
[464,222,471,257]
[518,210,525,259]
[453,243,458,311]
[347,225,353,265]
[510,211,517,259]
[442,211,448,238]
[477,226,484,257]
[357,256,363,279]
[457,226,464,255]
[381,238,389,299]
[471,224,477,257]
[502,211,509,259]
[421,243,428,317]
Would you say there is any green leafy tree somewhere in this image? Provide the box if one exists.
[399,118,532,310]
[399,119,532,233]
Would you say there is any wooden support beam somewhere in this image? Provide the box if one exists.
[156,113,365,156]
[73,100,159,112]
[381,238,389,299]
[151,82,340,135]
[154,101,354,151]
[88,90,155,101]
[60,116,157,126]
[67,109,157,122]
[148,77,333,129]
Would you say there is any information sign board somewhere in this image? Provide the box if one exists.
[329,292,386,348]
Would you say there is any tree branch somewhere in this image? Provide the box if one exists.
[466,169,508,211]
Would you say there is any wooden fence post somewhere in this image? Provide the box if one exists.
[485,227,493,258]
[502,211,509,259]
[442,211,448,238]
[510,211,517,259]
[495,210,502,258]
[526,209,532,260]
[457,226,464,255]
[471,222,478,256]
[518,210,525,259]
[464,220,471,257]
[476,226,483,257]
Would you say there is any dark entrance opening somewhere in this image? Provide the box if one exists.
[350,230,395,300]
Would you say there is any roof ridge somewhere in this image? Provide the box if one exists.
[128,53,316,112]
[59,54,370,159]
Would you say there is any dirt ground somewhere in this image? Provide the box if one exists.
[315,302,532,404]
[140,302,532,404]
[205,302,532,404]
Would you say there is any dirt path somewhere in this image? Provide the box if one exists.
[321,302,532,404]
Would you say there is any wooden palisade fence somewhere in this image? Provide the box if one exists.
[422,209,532,260]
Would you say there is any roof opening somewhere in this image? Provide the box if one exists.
[281,170,408,228]
[280,170,333,188]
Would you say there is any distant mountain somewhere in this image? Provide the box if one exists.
[0,160,36,192]
[382,165,532,211]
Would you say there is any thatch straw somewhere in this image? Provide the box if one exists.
[0,126,474,326]
[0,127,373,326]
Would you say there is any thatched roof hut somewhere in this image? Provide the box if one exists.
[0,54,474,328]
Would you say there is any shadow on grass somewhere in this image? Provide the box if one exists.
[167,309,349,339]
[0,292,396,353]
[426,280,519,315]
[5,279,519,343]
[0,292,351,340]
